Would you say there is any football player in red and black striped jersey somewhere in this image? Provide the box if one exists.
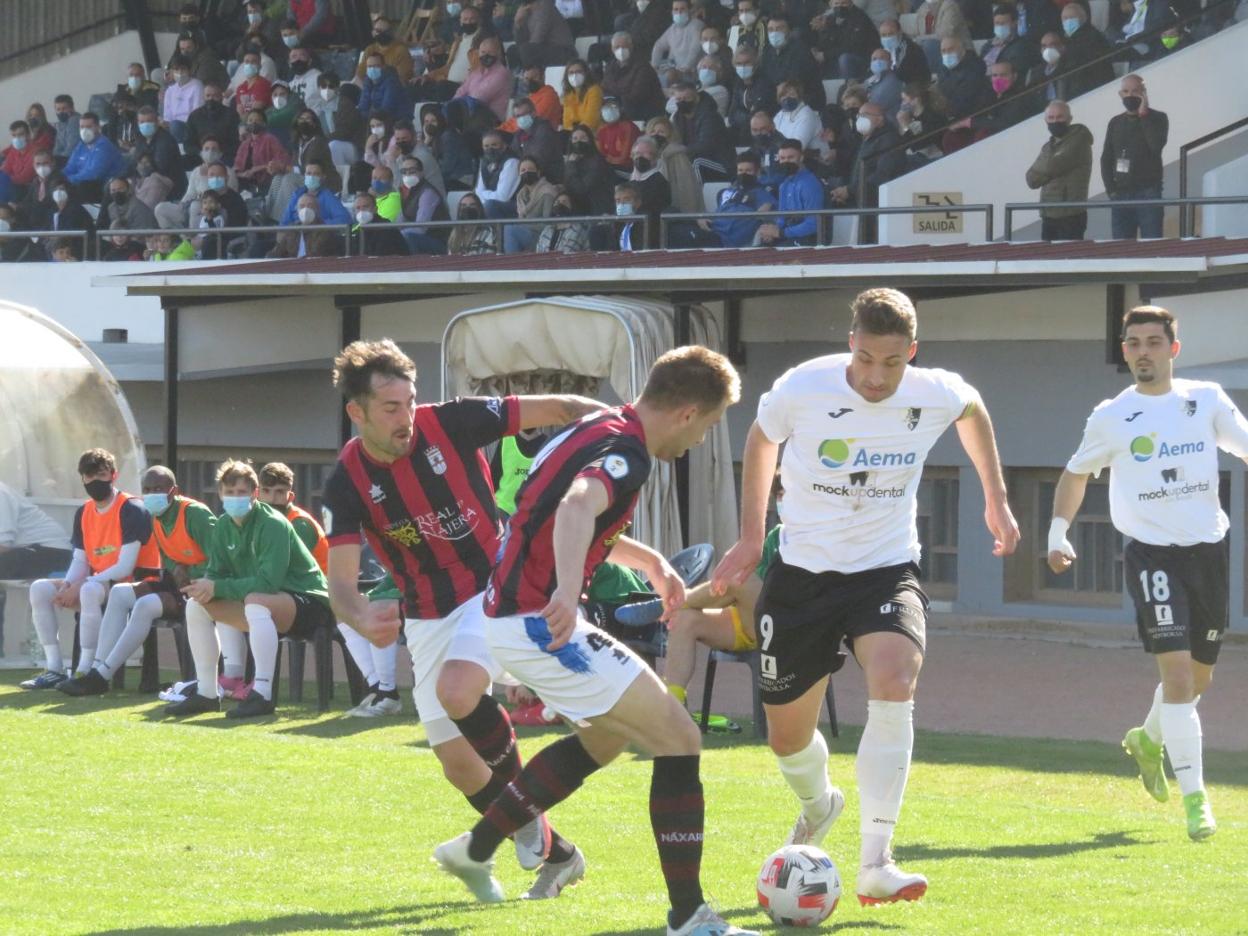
[323,338,604,888]
[434,347,754,936]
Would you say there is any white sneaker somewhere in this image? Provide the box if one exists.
[522,845,586,899]
[783,787,845,847]
[513,813,552,871]
[345,691,377,717]
[432,832,505,903]
[350,692,401,717]
[667,902,759,936]
[856,861,928,906]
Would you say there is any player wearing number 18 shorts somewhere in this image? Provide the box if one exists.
[1048,306,1248,841]
[712,288,1020,906]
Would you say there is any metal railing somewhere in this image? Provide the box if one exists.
[1002,194,1248,240]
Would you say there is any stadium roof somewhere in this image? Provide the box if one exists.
[101,237,1248,304]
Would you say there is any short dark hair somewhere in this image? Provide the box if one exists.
[169,54,192,70]
[200,134,221,147]
[333,338,417,401]
[259,462,295,488]
[640,346,741,413]
[776,137,803,154]
[1122,305,1176,342]
[78,448,117,476]
[54,94,74,107]
[736,150,761,169]
[993,4,1017,18]
[304,158,325,172]
[9,120,29,134]
[850,288,917,341]
[216,458,258,490]
[615,181,640,200]
[79,111,100,125]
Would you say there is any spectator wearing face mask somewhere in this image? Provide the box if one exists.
[452,37,513,122]
[502,66,564,132]
[234,51,274,117]
[234,110,291,195]
[397,157,450,253]
[291,109,341,191]
[99,175,157,232]
[709,150,776,246]
[475,131,522,218]
[727,46,775,144]
[662,80,730,182]
[1060,3,1115,95]
[603,32,667,121]
[1026,32,1074,104]
[131,106,186,198]
[729,0,766,51]
[238,1,284,61]
[864,48,903,121]
[285,47,326,115]
[195,162,248,233]
[896,82,948,165]
[536,192,592,253]
[63,113,125,203]
[504,157,559,252]
[280,159,350,225]
[368,166,401,220]
[264,81,300,148]
[157,136,239,230]
[2,120,48,189]
[133,155,174,209]
[355,16,415,83]
[774,79,825,155]
[412,38,461,103]
[696,55,730,117]
[117,63,161,111]
[163,55,206,143]
[509,98,564,183]
[562,60,605,132]
[323,76,367,162]
[966,60,1039,137]
[1025,99,1092,241]
[628,135,674,242]
[447,192,497,254]
[614,0,669,63]
[194,187,247,260]
[359,55,412,123]
[23,105,56,154]
[513,0,577,68]
[271,193,343,256]
[105,92,142,156]
[421,109,476,191]
[759,15,825,109]
[748,110,784,187]
[374,120,445,196]
[833,102,903,240]
[699,25,733,74]
[350,191,411,256]
[51,96,82,161]
[41,180,95,251]
[652,0,706,84]
[876,19,929,87]
[1101,73,1168,239]
[171,32,231,91]
[443,8,491,84]
[982,5,1037,77]
[186,84,241,163]
[936,37,992,124]
[564,126,617,214]
[613,181,646,250]
[18,151,59,229]
[754,137,823,245]
[811,0,880,80]
[644,115,701,212]
[598,96,642,169]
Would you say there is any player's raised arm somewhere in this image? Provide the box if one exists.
[712,421,780,593]
[542,475,610,649]
[516,394,607,430]
[1046,470,1090,574]
[954,398,1020,558]
[607,534,686,618]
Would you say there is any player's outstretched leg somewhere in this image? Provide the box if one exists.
[1123,683,1169,802]
[1161,698,1215,840]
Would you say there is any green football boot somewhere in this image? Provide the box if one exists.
[1122,727,1169,802]
[1184,791,1216,841]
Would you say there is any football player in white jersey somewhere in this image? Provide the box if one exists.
[713,288,1019,905]
[1048,305,1248,841]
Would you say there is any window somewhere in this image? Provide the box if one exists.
[1006,469,1123,606]
[917,468,958,600]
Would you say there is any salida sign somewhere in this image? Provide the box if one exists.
[912,192,964,234]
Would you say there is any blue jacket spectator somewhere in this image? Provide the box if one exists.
[281,182,351,225]
[64,117,126,201]
[357,62,411,122]
[758,139,824,246]
[711,156,776,247]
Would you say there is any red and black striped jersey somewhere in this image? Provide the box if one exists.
[485,405,651,617]
[323,396,519,619]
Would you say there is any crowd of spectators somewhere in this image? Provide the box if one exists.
[0,0,1240,260]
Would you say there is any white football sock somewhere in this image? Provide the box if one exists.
[372,640,398,692]
[1160,702,1204,796]
[29,579,64,673]
[94,583,138,676]
[75,580,108,674]
[244,604,279,701]
[217,622,248,680]
[858,699,914,868]
[184,599,221,700]
[1142,683,1164,746]
[98,592,163,679]
[776,730,832,820]
[337,622,377,685]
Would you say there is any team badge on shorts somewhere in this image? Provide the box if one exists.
[904,408,922,431]
[425,446,447,475]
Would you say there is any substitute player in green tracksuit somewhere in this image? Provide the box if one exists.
[168,459,333,719]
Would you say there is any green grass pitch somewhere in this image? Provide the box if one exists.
[0,674,1244,936]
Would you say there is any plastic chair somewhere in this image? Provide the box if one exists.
[136,615,196,693]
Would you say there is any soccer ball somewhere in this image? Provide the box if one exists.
[756,844,841,927]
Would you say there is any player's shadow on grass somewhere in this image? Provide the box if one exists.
[0,690,156,716]
[90,899,491,935]
[902,829,1155,862]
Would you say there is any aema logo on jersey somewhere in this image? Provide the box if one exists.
[818,439,916,469]
[1130,434,1205,463]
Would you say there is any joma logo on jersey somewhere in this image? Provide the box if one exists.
[817,439,916,469]
[1129,434,1205,462]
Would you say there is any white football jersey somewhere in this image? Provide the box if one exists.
[757,354,979,574]
[1066,378,1248,546]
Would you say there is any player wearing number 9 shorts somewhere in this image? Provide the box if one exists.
[1048,305,1248,841]
[711,288,1020,906]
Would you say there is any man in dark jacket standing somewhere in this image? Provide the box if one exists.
[1025,99,1092,240]
[832,102,905,242]
[1061,3,1115,98]
[1100,74,1168,239]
